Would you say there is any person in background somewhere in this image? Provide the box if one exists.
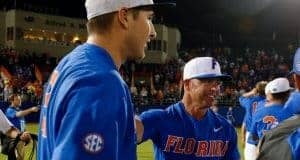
[5,94,38,160]
[0,109,31,141]
[257,48,300,160]
[247,77,292,158]
[6,94,39,132]
[136,57,240,160]
[239,81,267,160]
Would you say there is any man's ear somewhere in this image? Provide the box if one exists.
[183,80,190,92]
[117,7,130,29]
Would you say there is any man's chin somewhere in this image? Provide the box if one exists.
[205,100,215,108]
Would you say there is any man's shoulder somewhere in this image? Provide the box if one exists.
[263,115,300,140]
[283,92,300,115]
[59,43,114,70]
[140,103,180,120]
[5,107,16,114]
[140,108,168,118]
[253,105,280,120]
[54,44,121,87]
[257,115,300,160]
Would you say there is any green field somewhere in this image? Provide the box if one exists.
[0,124,243,160]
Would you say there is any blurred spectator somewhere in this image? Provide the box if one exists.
[0,44,293,109]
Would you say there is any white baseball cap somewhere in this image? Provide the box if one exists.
[265,77,293,94]
[85,0,175,20]
[183,57,231,81]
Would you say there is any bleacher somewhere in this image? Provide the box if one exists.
[0,44,295,126]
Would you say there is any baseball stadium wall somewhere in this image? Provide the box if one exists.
[0,9,181,64]
[0,11,6,45]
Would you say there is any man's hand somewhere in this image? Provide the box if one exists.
[31,106,40,112]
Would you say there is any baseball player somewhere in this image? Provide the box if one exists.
[0,109,28,139]
[0,109,32,160]
[281,48,300,119]
[256,48,300,160]
[135,57,240,160]
[5,94,38,160]
[239,81,266,160]
[247,78,292,147]
[6,94,39,132]
[37,0,174,159]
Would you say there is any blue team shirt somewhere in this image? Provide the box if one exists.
[239,95,265,131]
[255,99,266,112]
[140,102,240,160]
[248,103,287,145]
[281,91,300,119]
[6,107,25,131]
[288,128,300,160]
[38,43,136,160]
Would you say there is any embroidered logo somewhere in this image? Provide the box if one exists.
[83,133,104,154]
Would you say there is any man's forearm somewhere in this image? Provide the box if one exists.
[5,127,19,138]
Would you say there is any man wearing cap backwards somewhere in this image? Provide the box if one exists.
[256,49,300,160]
[247,78,292,155]
[135,57,240,160]
[238,81,266,160]
[37,0,174,159]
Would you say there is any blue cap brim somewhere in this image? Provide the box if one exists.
[191,74,232,81]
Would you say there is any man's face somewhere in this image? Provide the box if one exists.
[13,96,21,107]
[293,74,300,90]
[187,78,221,108]
[265,92,273,104]
[126,9,156,60]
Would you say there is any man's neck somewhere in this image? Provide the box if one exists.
[182,98,208,120]
[265,100,283,107]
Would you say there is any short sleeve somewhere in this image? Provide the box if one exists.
[139,109,164,142]
[5,108,17,119]
[239,96,250,108]
[51,76,135,160]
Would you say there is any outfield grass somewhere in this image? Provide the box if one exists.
[0,124,243,160]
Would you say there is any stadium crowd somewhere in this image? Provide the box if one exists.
[0,44,294,108]
[0,44,298,160]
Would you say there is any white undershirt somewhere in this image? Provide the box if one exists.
[0,109,13,133]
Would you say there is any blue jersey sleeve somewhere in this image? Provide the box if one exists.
[5,108,17,119]
[51,76,134,160]
[224,126,240,160]
[139,109,164,142]
[288,128,300,160]
[239,96,248,108]
[282,92,300,119]
[239,96,252,128]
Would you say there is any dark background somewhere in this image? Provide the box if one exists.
[1,0,300,49]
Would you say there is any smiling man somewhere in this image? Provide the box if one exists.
[37,0,174,160]
[136,57,240,160]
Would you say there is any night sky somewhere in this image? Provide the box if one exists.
[2,0,300,48]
